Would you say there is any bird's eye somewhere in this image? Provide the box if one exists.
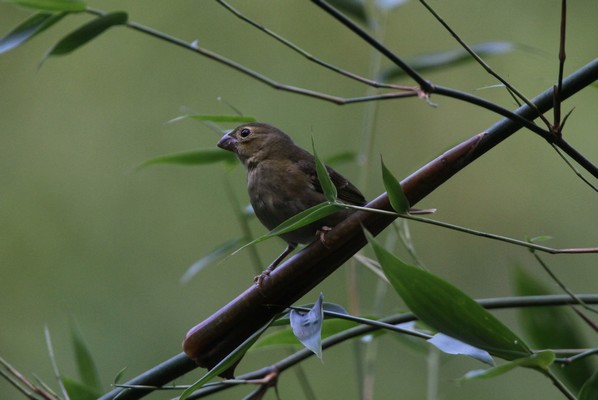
[240,128,251,138]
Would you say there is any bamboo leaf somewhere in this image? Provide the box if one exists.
[381,157,409,213]
[579,369,598,400]
[4,0,86,12]
[231,203,342,256]
[70,320,102,393]
[0,12,65,54]
[180,239,244,284]
[312,138,337,203]
[62,375,100,400]
[461,351,555,381]
[381,42,516,81]
[179,320,273,400]
[327,0,366,23]
[514,266,595,390]
[428,333,494,366]
[187,115,256,123]
[42,12,127,62]
[290,293,324,360]
[137,148,237,168]
[366,230,532,361]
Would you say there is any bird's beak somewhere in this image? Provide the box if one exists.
[217,132,237,152]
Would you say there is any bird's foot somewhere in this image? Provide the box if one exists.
[254,269,272,286]
[317,226,333,248]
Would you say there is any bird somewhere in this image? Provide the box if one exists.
[217,122,367,284]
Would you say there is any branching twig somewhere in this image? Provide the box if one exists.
[418,0,552,129]
[216,0,416,93]
[182,294,598,399]
[530,250,598,313]
[343,203,598,255]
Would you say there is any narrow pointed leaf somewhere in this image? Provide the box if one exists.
[428,333,494,366]
[254,319,361,349]
[381,42,515,81]
[514,266,595,390]
[231,203,342,257]
[267,203,341,238]
[4,0,86,12]
[0,12,65,54]
[579,369,598,400]
[327,0,367,23]
[43,12,127,60]
[290,293,324,360]
[324,151,356,166]
[381,158,409,213]
[461,351,555,381]
[137,148,237,168]
[365,230,531,361]
[181,239,244,284]
[179,320,273,400]
[62,376,100,400]
[312,138,337,203]
[70,321,101,393]
[187,115,256,123]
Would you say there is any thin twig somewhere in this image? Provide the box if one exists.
[83,7,417,106]
[216,0,416,93]
[342,204,598,255]
[550,143,598,192]
[44,327,69,400]
[84,7,598,179]
[185,294,598,399]
[545,369,576,400]
[530,251,598,313]
[553,0,567,137]
[560,348,598,364]
[418,0,552,129]
[310,0,432,91]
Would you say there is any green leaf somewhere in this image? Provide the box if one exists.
[137,148,237,168]
[263,203,343,239]
[327,0,367,24]
[70,320,102,394]
[4,0,86,12]
[167,114,257,125]
[514,267,595,390]
[381,157,409,213]
[62,375,100,400]
[312,138,337,203]
[0,12,65,54]
[180,238,244,284]
[323,151,356,166]
[290,293,324,360]
[232,202,343,257]
[461,351,555,381]
[380,42,516,81]
[366,230,532,361]
[254,319,362,349]
[187,115,256,123]
[579,369,598,400]
[42,12,127,61]
[428,333,494,366]
[179,320,273,400]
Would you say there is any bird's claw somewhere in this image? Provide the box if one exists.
[317,226,333,248]
[254,270,270,286]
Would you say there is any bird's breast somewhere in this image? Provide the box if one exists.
[247,162,321,231]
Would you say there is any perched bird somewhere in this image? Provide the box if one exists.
[217,122,367,284]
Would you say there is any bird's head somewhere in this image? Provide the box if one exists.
[217,122,294,166]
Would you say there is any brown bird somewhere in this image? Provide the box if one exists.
[217,122,367,283]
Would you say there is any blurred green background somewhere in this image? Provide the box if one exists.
[1,1,596,399]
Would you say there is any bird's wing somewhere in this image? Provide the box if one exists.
[296,157,367,206]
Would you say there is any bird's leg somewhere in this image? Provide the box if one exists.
[255,243,297,286]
